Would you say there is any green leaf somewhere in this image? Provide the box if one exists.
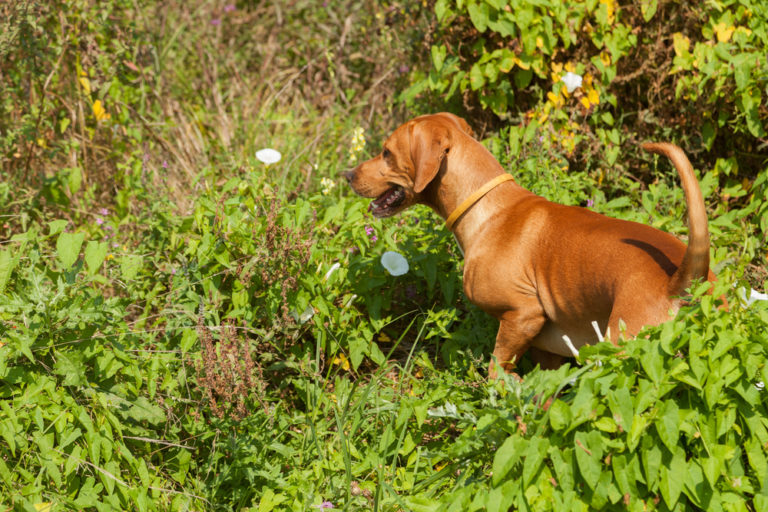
[125,396,166,425]
[0,248,17,293]
[48,219,68,236]
[467,1,490,32]
[492,435,523,485]
[54,352,86,386]
[640,0,658,21]
[655,400,680,452]
[640,344,664,383]
[84,241,108,275]
[67,166,82,195]
[522,437,548,486]
[607,386,633,433]
[548,399,572,431]
[435,0,450,22]
[684,460,713,508]
[574,431,602,490]
[56,231,86,268]
[469,63,486,91]
[120,254,142,281]
[659,447,687,508]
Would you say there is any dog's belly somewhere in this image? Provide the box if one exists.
[532,320,602,357]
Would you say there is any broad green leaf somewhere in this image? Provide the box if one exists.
[47,219,68,236]
[84,240,108,275]
[641,435,663,492]
[573,431,602,490]
[548,399,572,431]
[0,248,16,293]
[659,447,687,508]
[56,231,86,268]
[125,396,166,425]
[655,400,680,452]
[607,386,633,433]
[684,460,713,508]
[522,437,548,487]
[492,435,523,486]
[53,352,86,386]
[467,1,490,32]
[67,166,82,195]
[640,0,658,21]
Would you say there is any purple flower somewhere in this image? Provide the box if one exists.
[371,235,378,242]
[96,218,104,225]
[99,208,110,216]
[365,225,374,235]
[586,198,594,208]
[224,4,236,12]
[312,503,334,509]
[143,153,150,163]
[211,18,222,26]
[171,267,177,275]
[399,65,409,74]
[162,160,168,169]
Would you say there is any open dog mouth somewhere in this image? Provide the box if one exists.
[368,185,406,217]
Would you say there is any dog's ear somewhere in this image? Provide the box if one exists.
[411,120,450,194]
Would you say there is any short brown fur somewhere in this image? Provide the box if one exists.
[344,113,714,377]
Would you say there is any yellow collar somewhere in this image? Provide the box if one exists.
[445,174,514,231]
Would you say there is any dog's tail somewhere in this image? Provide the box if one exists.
[642,142,710,297]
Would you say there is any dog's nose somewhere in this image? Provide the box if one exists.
[339,169,355,184]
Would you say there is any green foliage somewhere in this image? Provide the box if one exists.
[406,0,768,178]
[1,0,767,511]
[406,281,768,511]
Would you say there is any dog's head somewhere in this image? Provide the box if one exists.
[343,112,474,218]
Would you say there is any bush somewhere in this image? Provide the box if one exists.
[405,0,768,176]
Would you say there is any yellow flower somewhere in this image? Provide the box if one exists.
[92,100,111,122]
[332,353,350,371]
[580,87,600,109]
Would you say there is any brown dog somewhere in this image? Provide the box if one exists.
[343,113,714,377]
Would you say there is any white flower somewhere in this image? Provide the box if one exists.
[380,251,409,276]
[256,148,281,165]
[320,177,336,195]
[323,262,340,282]
[738,287,768,307]
[756,381,765,391]
[562,71,583,93]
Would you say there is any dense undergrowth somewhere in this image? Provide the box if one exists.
[1,0,767,511]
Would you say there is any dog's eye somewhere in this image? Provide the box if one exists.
[382,148,391,159]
